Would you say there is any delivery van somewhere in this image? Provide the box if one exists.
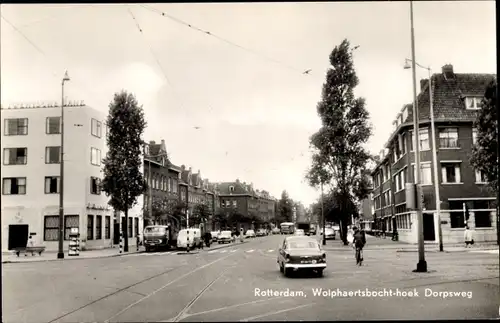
[177,228,202,249]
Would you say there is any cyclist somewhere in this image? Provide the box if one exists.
[352,227,366,265]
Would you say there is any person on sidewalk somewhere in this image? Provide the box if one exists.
[204,231,212,248]
[464,226,474,248]
[25,235,34,256]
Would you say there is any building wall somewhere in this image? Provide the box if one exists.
[1,105,142,252]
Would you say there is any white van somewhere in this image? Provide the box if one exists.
[177,228,202,249]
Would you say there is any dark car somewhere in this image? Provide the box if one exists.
[277,236,326,277]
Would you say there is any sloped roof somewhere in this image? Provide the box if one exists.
[216,182,252,196]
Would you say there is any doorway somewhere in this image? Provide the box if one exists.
[113,222,120,245]
[423,213,436,241]
[8,224,29,250]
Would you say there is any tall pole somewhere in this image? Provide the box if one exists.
[496,81,500,246]
[427,68,444,252]
[410,1,427,272]
[321,183,325,245]
[148,160,153,225]
[58,71,70,260]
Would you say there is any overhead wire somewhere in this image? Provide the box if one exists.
[139,4,315,78]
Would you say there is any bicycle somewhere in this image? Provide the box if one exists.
[355,245,363,266]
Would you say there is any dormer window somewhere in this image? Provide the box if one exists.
[465,97,483,110]
[402,107,408,123]
[229,186,235,193]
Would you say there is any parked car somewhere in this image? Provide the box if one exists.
[177,228,202,249]
[309,226,317,235]
[272,228,281,235]
[210,231,220,242]
[323,227,336,240]
[277,235,326,277]
[294,229,305,236]
[256,229,267,237]
[245,229,256,238]
[218,231,233,244]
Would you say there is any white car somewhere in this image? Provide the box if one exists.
[294,229,305,236]
[245,230,256,238]
[210,231,220,242]
[218,231,233,244]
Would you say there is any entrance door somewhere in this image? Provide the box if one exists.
[8,224,29,250]
[113,223,120,244]
[423,213,435,241]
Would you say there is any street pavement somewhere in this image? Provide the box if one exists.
[3,234,498,322]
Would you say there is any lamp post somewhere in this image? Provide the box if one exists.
[321,182,326,245]
[57,71,70,260]
[408,1,427,272]
[404,59,444,252]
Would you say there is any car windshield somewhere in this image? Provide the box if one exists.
[220,231,231,237]
[289,241,318,249]
[145,227,165,233]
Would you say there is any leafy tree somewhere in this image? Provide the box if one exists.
[213,211,229,229]
[306,39,372,245]
[101,91,147,252]
[278,190,294,222]
[470,79,498,193]
[192,203,211,227]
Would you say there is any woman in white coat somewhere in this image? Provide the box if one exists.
[464,226,474,248]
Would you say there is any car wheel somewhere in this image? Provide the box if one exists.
[145,247,150,252]
[284,267,290,277]
[316,269,324,277]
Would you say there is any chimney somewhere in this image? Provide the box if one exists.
[181,165,185,172]
[198,169,201,174]
[161,139,165,146]
[442,64,455,80]
[149,140,155,146]
[236,179,240,183]
[420,79,429,91]
[188,167,192,172]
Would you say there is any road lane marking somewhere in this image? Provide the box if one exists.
[240,303,315,321]
[246,250,254,253]
[183,297,283,318]
[469,249,499,254]
[220,250,227,253]
[268,249,274,252]
[230,250,237,253]
[103,251,236,323]
[208,250,218,253]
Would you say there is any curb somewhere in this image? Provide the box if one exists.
[2,250,145,264]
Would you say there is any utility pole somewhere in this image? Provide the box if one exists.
[321,182,326,245]
[409,1,427,272]
[496,81,500,245]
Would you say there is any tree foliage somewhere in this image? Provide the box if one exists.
[470,79,498,194]
[306,39,372,244]
[192,203,211,226]
[101,91,147,251]
[143,196,183,229]
[278,190,294,223]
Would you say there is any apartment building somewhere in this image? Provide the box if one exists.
[1,102,143,252]
[370,65,497,244]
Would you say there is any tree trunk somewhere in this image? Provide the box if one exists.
[124,209,129,252]
[340,196,349,245]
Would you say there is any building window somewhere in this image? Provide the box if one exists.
[45,176,60,194]
[441,163,461,183]
[87,215,94,240]
[229,186,234,193]
[448,201,465,228]
[45,146,61,164]
[2,177,26,195]
[439,128,459,148]
[46,117,61,134]
[413,163,432,185]
[3,147,27,165]
[135,217,139,237]
[472,128,478,145]
[91,147,101,166]
[232,200,237,208]
[96,215,102,240]
[91,118,102,138]
[44,215,59,241]
[90,177,101,194]
[394,169,405,192]
[465,97,482,110]
[475,211,492,228]
[128,217,133,237]
[4,118,28,135]
[410,129,429,151]
[475,170,488,183]
[105,216,111,239]
[64,215,79,240]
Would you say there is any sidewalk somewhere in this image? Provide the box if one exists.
[319,234,498,253]
[1,239,249,263]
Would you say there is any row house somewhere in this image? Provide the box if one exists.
[370,64,497,244]
[1,103,143,252]
[217,179,277,231]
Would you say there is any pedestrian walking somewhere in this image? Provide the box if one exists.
[204,231,212,248]
[464,226,474,248]
[25,235,34,256]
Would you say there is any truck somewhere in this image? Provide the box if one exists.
[143,224,179,252]
[296,222,311,235]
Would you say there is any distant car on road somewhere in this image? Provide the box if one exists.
[245,230,256,238]
[277,235,326,277]
[256,229,267,237]
[218,231,233,244]
[309,226,317,235]
[323,227,336,240]
[294,229,305,236]
[272,228,280,235]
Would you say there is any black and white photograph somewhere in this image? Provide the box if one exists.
[1,1,498,322]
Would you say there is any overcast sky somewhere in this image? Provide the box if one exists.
[1,2,496,206]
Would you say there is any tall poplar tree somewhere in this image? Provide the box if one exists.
[101,91,147,252]
[470,79,498,193]
[306,39,372,245]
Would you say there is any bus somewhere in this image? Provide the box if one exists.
[280,222,295,235]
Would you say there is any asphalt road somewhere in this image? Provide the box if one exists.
[3,234,499,322]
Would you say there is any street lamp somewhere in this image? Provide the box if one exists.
[58,71,70,260]
[321,182,326,245]
[404,59,444,252]
[408,1,427,272]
